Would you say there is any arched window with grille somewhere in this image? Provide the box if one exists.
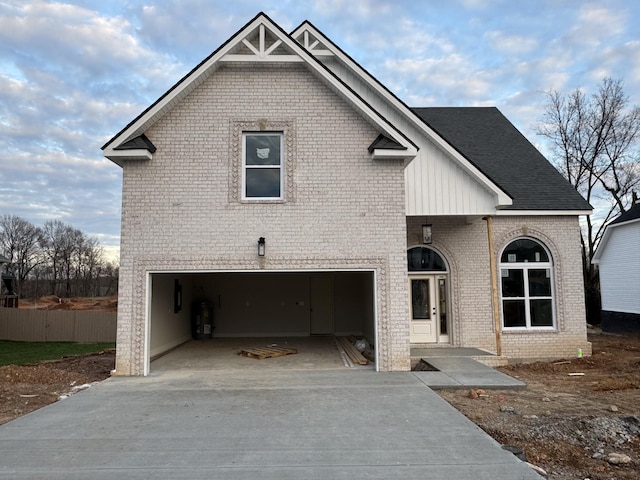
[500,238,555,329]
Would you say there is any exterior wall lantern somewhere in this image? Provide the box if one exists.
[258,237,266,257]
[422,224,432,245]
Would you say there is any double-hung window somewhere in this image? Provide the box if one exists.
[500,238,555,329]
[242,132,283,200]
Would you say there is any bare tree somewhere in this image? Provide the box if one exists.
[0,215,42,296]
[0,215,118,299]
[538,77,640,323]
[39,219,77,296]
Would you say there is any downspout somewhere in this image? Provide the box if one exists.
[484,216,502,356]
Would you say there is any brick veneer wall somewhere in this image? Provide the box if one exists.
[115,63,410,375]
[406,215,591,361]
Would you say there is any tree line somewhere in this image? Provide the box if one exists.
[0,215,118,299]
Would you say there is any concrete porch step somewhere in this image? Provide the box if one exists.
[410,348,523,390]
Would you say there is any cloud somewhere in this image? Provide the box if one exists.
[485,31,538,55]
[1,0,640,256]
[0,1,176,248]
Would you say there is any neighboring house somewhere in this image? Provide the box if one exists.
[592,202,640,332]
[103,13,592,376]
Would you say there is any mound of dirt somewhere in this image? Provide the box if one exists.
[19,296,118,312]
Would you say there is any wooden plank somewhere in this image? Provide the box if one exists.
[335,340,353,367]
[336,337,368,365]
[237,346,298,360]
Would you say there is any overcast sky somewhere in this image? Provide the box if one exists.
[1,0,639,261]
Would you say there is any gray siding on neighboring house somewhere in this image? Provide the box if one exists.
[116,63,409,375]
[596,221,640,315]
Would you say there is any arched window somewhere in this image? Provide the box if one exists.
[407,247,447,272]
[500,238,554,329]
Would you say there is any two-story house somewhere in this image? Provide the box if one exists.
[103,13,592,375]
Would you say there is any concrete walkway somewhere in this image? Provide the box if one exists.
[0,369,541,479]
[413,356,526,389]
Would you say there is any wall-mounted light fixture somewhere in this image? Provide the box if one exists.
[258,237,266,257]
[422,224,432,245]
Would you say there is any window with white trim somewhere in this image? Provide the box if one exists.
[500,238,555,329]
[242,132,283,200]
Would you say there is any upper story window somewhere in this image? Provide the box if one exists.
[500,238,555,330]
[242,132,283,200]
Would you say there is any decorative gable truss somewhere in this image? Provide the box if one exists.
[221,24,308,62]
[102,12,417,165]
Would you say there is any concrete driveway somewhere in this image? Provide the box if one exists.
[0,368,542,479]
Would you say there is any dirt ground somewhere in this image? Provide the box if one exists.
[0,350,115,425]
[0,329,638,479]
[440,330,640,479]
[18,295,118,312]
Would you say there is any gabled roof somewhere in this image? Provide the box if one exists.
[292,21,512,208]
[412,107,592,212]
[610,202,640,225]
[102,12,417,163]
[593,202,640,264]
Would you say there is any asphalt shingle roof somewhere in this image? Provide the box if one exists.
[412,107,592,211]
[610,202,640,225]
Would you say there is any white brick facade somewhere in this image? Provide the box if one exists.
[116,63,410,375]
[406,216,591,361]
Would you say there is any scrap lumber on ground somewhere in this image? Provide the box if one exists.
[237,345,298,360]
[336,337,369,365]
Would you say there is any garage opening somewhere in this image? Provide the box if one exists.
[148,271,376,372]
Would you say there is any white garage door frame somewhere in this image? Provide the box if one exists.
[143,268,380,375]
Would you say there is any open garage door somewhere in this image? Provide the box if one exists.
[147,271,376,371]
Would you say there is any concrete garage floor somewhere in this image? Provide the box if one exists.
[151,337,525,390]
[151,337,372,373]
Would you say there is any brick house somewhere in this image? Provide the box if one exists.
[103,13,592,375]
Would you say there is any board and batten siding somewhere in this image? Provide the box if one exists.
[321,57,499,216]
[598,222,640,314]
[404,146,497,215]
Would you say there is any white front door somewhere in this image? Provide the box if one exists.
[409,276,437,343]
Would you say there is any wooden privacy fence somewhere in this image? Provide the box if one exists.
[0,309,116,343]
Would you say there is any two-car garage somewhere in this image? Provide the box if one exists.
[147,271,377,372]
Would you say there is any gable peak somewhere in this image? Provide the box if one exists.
[218,12,304,63]
[292,22,334,58]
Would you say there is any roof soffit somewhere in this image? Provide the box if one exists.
[103,13,415,159]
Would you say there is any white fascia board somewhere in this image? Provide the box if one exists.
[285,47,414,152]
[104,148,153,166]
[371,146,417,161]
[592,217,639,264]
[591,245,605,264]
[496,209,593,216]
[592,227,612,264]
[605,217,640,229]
[105,14,414,156]
[292,23,512,207]
[103,17,273,151]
